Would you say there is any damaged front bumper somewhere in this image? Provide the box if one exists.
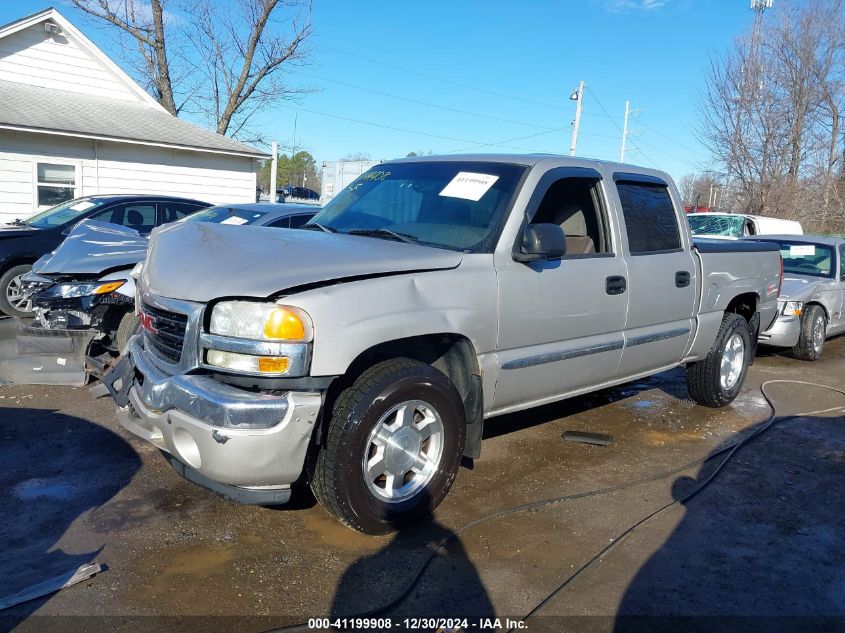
[758,314,801,348]
[103,335,323,505]
[30,290,132,334]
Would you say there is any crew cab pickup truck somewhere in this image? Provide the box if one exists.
[103,155,782,534]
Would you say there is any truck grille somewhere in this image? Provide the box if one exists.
[141,303,188,363]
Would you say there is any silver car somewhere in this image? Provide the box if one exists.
[748,234,845,360]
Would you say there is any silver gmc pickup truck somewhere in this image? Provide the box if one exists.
[103,155,782,534]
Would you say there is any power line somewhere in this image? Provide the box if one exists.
[318,44,567,112]
[270,103,555,152]
[290,70,568,132]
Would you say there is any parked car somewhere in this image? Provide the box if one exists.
[102,155,781,534]
[746,234,845,360]
[688,212,802,239]
[281,186,320,201]
[24,203,318,374]
[0,195,208,317]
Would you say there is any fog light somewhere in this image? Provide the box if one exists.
[207,349,291,374]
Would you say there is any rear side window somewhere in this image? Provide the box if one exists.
[616,182,681,254]
[162,201,204,224]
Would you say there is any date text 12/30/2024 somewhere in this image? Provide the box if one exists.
[308,618,527,630]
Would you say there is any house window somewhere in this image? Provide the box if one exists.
[35,162,78,208]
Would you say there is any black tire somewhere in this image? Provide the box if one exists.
[0,264,34,318]
[311,358,465,534]
[792,304,826,361]
[115,311,141,353]
[686,313,751,408]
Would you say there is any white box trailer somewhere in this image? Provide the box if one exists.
[321,160,381,203]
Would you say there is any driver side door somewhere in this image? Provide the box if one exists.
[492,168,628,413]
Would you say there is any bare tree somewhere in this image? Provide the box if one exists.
[69,0,312,138]
[697,0,845,232]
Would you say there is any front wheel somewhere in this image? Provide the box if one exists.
[311,358,465,534]
[792,304,826,361]
[686,313,751,408]
[0,264,34,318]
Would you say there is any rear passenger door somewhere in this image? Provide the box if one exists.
[613,174,697,378]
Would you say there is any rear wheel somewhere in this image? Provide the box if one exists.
[311,358,465,534]
[686,313,751,408]
[793,304,826,361]
[0,264,34,318]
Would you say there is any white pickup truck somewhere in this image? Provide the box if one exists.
[104,155,782,533]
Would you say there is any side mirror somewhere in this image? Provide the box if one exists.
[515,223,567,262]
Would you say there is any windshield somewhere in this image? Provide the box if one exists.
[688,214,745,238]
[24,198,103,229]
[766,240,835,278]
[182,205,270,226]
[308,161,527,252]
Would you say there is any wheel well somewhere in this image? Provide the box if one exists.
[1,257,37,275]
[725,293,758,322]
[805,301,829,321]
[317,334,484,459]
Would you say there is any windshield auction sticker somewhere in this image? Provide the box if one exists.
[439,172,499,201]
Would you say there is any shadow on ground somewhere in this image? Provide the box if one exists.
[606,411,845,632]
[329,491,494,629]
[0,405,139,629]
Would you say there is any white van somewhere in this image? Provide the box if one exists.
[687,213,803,239]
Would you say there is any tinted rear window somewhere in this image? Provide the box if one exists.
[617,182,681,254]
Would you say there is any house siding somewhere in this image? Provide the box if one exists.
[0,23,139,100]
[0,130,257,223]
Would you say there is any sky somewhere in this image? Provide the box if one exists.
[1,0,762,182]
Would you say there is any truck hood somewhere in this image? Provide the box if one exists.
[142,221,464,302]
[33,220,147,276]
[779,275,828,301]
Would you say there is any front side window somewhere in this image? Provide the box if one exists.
[35,162,78,209]
[529,177,609,255]
[309,161,527,253]
[617,181,682,254]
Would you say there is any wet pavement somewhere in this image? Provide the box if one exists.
[0,330,843,632]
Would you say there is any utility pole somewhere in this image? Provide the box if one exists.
[569,80,585,157]
[270,140,278,202]
[620,100,630,162]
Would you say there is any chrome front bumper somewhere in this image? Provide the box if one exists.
[104,335,323,501]
[758,314,801,348]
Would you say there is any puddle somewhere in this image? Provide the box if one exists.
[157,545,236,577]
[13,476,86,500]
[630,399,656,410]
[298,507,386,552]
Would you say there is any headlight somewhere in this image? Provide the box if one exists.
[210,301,312,342]
[780,300,803,316]
[43,280,126,299]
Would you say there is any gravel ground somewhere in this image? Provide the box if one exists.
[0,329,843,633]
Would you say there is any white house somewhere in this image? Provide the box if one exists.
[0,8,269,223]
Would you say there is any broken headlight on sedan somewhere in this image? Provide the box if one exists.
[205,301,313,376]
[38,280,126,299]
[778,300,803,316]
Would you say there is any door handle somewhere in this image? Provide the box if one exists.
[606,275,627,295]
[675,271,691,288]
